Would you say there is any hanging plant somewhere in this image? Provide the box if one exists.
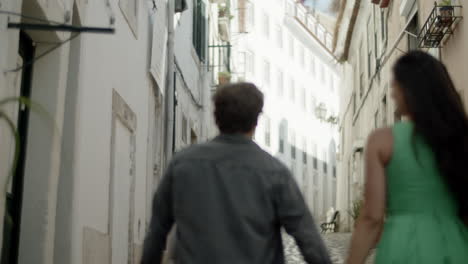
[218,5,234,20]
[439,0,454,25]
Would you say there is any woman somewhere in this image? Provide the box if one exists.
[346,51,468,264]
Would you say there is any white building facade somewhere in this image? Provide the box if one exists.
[229,0,342,221]
[0,0,214,263]
[333,0,464,232]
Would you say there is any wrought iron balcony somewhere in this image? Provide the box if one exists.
[418,2,463,49]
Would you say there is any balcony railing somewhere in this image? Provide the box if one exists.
[285,0,334,54]
[418,2,463,49]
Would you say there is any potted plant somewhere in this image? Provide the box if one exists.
[218,5,228,18]
[218,71,231,85]
[439,0,454,26]
[218,5,234,20]
[348,198,364,227]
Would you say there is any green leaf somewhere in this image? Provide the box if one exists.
[440,0,452,6]
[0,111,20,194]
[0,96,54,130]
[0,97,47,117]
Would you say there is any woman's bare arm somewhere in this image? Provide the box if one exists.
[346,128,393,264]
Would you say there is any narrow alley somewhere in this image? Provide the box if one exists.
[0,0,467,263]
[284,233,375,264]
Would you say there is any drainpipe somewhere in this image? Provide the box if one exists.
[164,0,175,167]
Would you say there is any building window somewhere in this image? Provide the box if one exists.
[407,13,419,51]
[182,115,188,143]
[265,116,271,147]
[289,78,295,102]
[352,93,356,115]
[263,60,271,85]
[192,0,207,61]
[333,166,336,178]
[276,25,283,48]
[359,41,365,90]
[300,45,305,67]
[289,35,294,58]
[382,94,388,126]
[313,157,318,169]
[291,132,296,160]
[279,122,286,153]
[311,96,317,114]
[359,73,364,98]
[277,70,284,96]
[262,12,270,38]
[367,17,373,78]
[247,2,255,30]
[301,88,306,110]
[246,50,255,74]
[191,129,197,144]
[302,139,307,164]
[320,64,325,83]
[310,56,316,76]
[374,110,379,129]
[381,10,387,42]
[374,6,379,58]
[323,162,328,174]
[330,75,335,93]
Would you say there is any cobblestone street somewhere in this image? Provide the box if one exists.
[284,233,375,264]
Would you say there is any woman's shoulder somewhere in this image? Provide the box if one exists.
[367,127,393,165]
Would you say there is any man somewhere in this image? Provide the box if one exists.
[141,83,331,264]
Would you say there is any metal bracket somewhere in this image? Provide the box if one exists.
[404,30,418,38]
[7,22,115,34]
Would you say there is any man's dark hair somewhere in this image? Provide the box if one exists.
[213,82,264,134]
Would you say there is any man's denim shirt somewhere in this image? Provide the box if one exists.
[141,134,331,264]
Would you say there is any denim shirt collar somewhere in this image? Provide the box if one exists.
[215,133,254,145]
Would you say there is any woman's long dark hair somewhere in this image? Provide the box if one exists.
[393,51,468,221]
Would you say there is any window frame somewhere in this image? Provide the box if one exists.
[192,0,207,62]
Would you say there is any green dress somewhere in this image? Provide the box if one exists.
[376,122,468,264]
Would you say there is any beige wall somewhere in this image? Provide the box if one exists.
[440,2,468,106]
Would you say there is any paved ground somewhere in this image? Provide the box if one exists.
[284,233,375,264]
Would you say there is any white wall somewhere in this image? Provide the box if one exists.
[0,0,23,252]
[0,0,163,263]
[173,0,212,150]
[67,2,156,263]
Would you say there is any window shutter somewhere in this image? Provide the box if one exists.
[200,0,207,61]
